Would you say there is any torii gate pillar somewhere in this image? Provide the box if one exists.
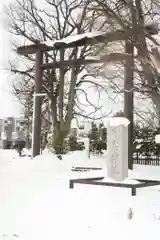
[32,50,43,158]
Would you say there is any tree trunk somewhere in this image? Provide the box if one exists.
[52,67,78,154]
[59,48,65,120]
[51,48,68,155]
[135,0,160,118]
[53,120,69,154]
[50,96,57,128]
[65,67,77,130]
[42,132,48,150]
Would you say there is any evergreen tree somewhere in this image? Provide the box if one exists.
[100,127,107,142]
[68,135,77,151]
[99,123,107,142]
[113,111,124,117]
[133,125,160,157]
[89,122,99,141]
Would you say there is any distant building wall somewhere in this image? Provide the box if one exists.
[0,117,25,148]
[6,117,16,141]
[0,119,4,147]
[70,128,77,137]
[0,119,4,136]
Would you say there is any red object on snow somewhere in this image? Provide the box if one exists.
[128,208,133,219]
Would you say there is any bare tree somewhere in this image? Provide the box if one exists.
[84,0,160,169]
[5,0,137,154]
[5,0,103,153]
[87,0,160,114]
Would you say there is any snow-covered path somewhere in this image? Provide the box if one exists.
[0,150,160,240]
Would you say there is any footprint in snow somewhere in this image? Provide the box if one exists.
[1,234,19,239]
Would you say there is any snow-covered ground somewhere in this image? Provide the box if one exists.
[0,149,160,240]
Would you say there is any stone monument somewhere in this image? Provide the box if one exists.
[107,117,130,181]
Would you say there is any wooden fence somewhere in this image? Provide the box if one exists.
[133,157,160,166]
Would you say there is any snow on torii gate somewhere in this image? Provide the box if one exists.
[17,28,139,158]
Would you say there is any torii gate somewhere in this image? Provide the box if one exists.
[17,28,141,163]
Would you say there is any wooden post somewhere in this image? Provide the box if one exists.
[124,41,134,170]
[32,50,43,158]
[131,186,136,196]
[27,99,30,149]
[69,180,74,189]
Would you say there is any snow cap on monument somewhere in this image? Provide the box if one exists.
[109,117,130,127]
[155,134,160,144]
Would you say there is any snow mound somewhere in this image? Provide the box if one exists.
[1,149,160,238]
[63,151,89,166]
[32,152,68,172]
[22,148,31,156]
[123,178,140,184]
[102,177,140,185]
[109,117,130,127]
[0,150,20,167]
[63,151,105,168]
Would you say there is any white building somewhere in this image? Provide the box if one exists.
[0,117,25,147]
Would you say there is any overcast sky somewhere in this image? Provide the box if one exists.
[0,0,22,118]
[0,0,125,121]
[0,0,158,125]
